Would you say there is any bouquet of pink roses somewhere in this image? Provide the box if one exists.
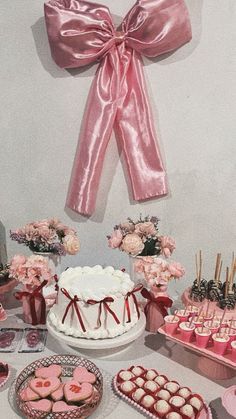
[10,218,80,256]
[9,254,54,288]
[135,256,185,292]
[107,215,175,257]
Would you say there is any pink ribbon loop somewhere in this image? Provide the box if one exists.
[125,283,143,323]
[44,0,192,215]
[87,297,120,328]
[61,288,86,332]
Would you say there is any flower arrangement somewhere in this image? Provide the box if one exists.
[10,218,80,256]
[107,215,175,257]
[9,254,54,288]
[135,256,185,293]
[0,263,10,285]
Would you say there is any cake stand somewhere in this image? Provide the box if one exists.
[47,312,146,351]
[158,326,236,380]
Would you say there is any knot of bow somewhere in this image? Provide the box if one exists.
[141,287,173,318]
[87,296,120,328]
[125,283,143,323]
[61,288,86,332]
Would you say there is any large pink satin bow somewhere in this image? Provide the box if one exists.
[44,0,192,215]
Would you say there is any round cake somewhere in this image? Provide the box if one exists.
[49,265,141,339]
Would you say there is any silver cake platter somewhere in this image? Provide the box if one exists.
[47,312,146,350]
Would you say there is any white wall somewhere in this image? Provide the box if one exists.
[0,0,235,296]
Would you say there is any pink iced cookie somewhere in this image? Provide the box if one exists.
[64,380,93,402]
[30,377,61,398]
[51,383,64,401]
[52,401,78,413]
[73,366,96,384]
[35,364,62,378]
[27,399,52,413]
[20,386,39,401]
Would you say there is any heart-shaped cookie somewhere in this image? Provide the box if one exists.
[30,377,61,398]
[35,364,62,378]
[20,386,39,401]
[52,401,78,413]
[64,380,93,402]
[27,399,52,413]
[51,383,64,401]
[73,366,96,384]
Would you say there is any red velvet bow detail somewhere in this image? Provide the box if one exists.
[125,284,143,323]
[87,297,120,328]
[61,288,86,333]
[141,288,173,318]
[15,280,48,326]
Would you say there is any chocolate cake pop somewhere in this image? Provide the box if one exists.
[190,278,208,302]
[207,280,222,302]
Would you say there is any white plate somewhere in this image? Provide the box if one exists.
[47,312,146,350]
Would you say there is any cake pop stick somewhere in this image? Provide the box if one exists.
[189,313,196,328]
[216,260,223,287]
[214,253,221,282]
[229,318,234,335]
[199,250,202,284]
[225,267,229,298]
[218,307,227,337]
[196,306,203,322]
[205,300,210,319]
[210,309,216,327]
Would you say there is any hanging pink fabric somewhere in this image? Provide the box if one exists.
[44,0,192,215]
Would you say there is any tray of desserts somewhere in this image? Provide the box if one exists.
[113,365,212,418]
[15,354,103,418]
[158,307,236,369]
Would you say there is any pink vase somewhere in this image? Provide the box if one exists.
[142,288,172,333]
[20,285,46,325]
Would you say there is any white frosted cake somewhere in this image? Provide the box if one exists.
[49,265,142,339]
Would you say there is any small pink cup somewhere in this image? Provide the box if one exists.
[192,317,204,328]
[204,320,220,335]
[164,315,179,335]
[187,306,199,316]
[212,333,230,355]
[195,327,211,348]
[175,310,190,323]
[231,341,236,361]
[220,327,236,348]
[179,322,195,342]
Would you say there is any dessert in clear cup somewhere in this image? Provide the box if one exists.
[179,321,195,342]
[195,326,211,348]
[212,332,230,355]
[164,315,179,335]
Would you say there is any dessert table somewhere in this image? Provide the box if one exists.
[0,297,235,419]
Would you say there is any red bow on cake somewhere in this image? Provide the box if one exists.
[87,297,120,328]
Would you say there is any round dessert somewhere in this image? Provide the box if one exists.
[119,371,134,381]
[189,396,203,411]
[154,375,167,386]
[131,366,144,377]
[178,387,191,399]
[166,413,182,419]
[157,389,171,401]
[132,388,145,402]
[134,377,145,388]
[145,369,157,380]
[141,395,155,408]
[169,396,185,408]
[144,380,159,393]
[164,382,180,394]
[154,400,170,415]
[180,404,194,417]
[120,380,136,393]
[49,265,141,339]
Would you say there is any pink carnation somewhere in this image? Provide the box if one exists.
[121,233,144,256]
[63,235,80,255]
[135,222,157,237]
[169,262,185,278]
[160,236,176,258]
[108,229,123,249]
